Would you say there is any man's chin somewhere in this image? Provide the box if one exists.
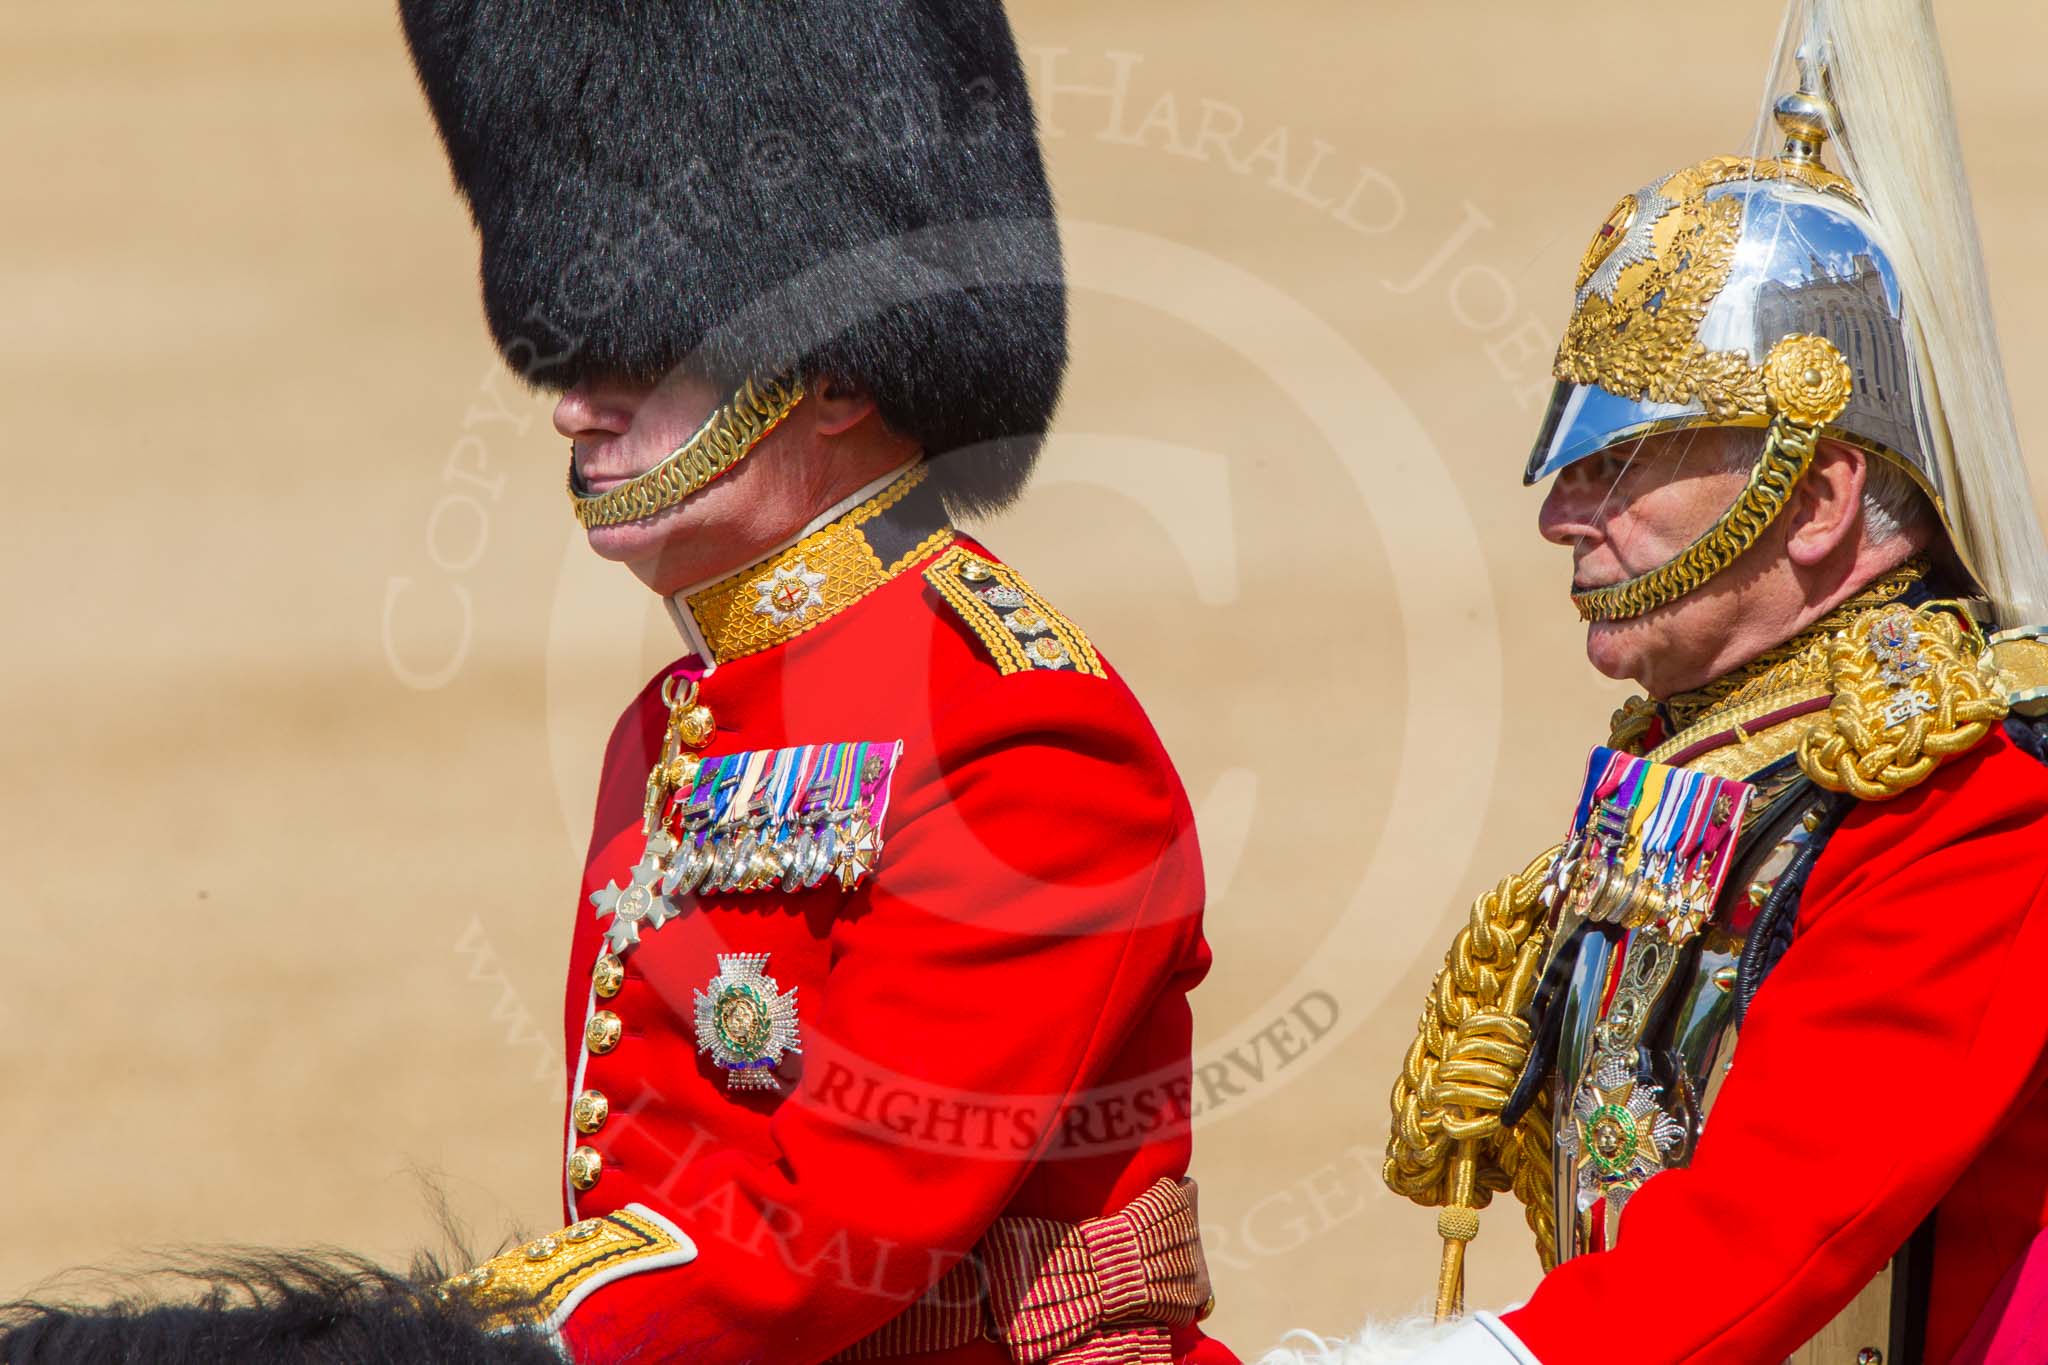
[1583,619,1649,685]
[582,505,698,587]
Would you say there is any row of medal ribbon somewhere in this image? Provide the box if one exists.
[1552,747,1755,940]
[659,739,904,896]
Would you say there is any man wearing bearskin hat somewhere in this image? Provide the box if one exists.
[1363,0,2048,1361]
[397,4,1229,1363]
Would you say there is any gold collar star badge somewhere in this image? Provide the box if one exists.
[751,559,827,628]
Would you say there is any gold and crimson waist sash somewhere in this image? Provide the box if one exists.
[834,1177,1213,1364]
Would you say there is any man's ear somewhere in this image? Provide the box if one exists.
[1785,437,1869,568]
[809,374,879,438]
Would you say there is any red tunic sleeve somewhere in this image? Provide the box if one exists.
[1503,730,2048,1364]
[558,663,1211,1364]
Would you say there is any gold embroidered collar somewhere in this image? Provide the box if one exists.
[662,462,953,668]
[1606,557,1927,775]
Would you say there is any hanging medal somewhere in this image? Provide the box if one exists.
[778,746,826,893]
[830,742,876,891]
[664,755,728,899]
[1669,781,1745,942]
[599,729,906,924]
[1563,752,1630,922]
[714,750,765,893]
[1592,761,1655,923]
[1655,774,1717,940]
[592,676,716,955]
[1622,767,1698,929]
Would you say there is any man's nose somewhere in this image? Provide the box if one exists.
[1538,463,1606,547]
[553,383,633,441]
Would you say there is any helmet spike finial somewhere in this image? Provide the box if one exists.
[1773,48,1835,166]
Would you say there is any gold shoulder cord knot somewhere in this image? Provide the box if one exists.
[1385,849,1561,1319]
[1798,604,2009,800]
[1608,696,1660,753]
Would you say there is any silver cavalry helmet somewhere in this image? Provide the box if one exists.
[1523,2,2048,632]
[1529,158,1926,493]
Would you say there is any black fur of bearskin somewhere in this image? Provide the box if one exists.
[397,0,1068,517]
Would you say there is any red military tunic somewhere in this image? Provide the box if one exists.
[547,466,1233,1365]
[1502,725,2048,1363]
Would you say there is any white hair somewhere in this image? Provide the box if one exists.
[1859,453,1930,545]
[1699,425,1930,547]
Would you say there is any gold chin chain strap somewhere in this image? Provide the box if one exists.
[1569,332,1855,624]
[1384,849,1561,1319]
[570,375,806,531]
[1571,417,1817,623]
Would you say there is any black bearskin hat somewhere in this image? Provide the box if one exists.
[399,1,1068,516]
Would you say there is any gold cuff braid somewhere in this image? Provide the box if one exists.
[1384,848,1561,1289]
[1571,418,1818,623]
[570,375,805,530]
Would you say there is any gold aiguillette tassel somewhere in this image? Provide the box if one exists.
[1433,1149,1481,1323]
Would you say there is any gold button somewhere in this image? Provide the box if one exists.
[1197,1294,1216,1322]
[523,1236,561,1262]
[586,1010,622,1054]
[565,1218,604,1244]
[676,703,717,749]
[591,953,625,999]
[568,1145,603,1192]
[573,1089,610,1135]
[960,560,994,583]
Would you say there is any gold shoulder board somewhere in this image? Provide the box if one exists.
[438,1203,696,1334]
[925,545,1107,679]
[1798,604,2009,801]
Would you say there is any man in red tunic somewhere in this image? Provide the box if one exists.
[398,5,1230,1362]
[1371,1,2048,1362]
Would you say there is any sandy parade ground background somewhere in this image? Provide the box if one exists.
[10,0,2048,1350]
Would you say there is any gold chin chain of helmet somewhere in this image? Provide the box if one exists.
[569,374,806,531]
[1568,331,1859,623]
[1570,416,1817,623]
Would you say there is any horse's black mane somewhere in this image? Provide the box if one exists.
[0,1247,561,1363]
